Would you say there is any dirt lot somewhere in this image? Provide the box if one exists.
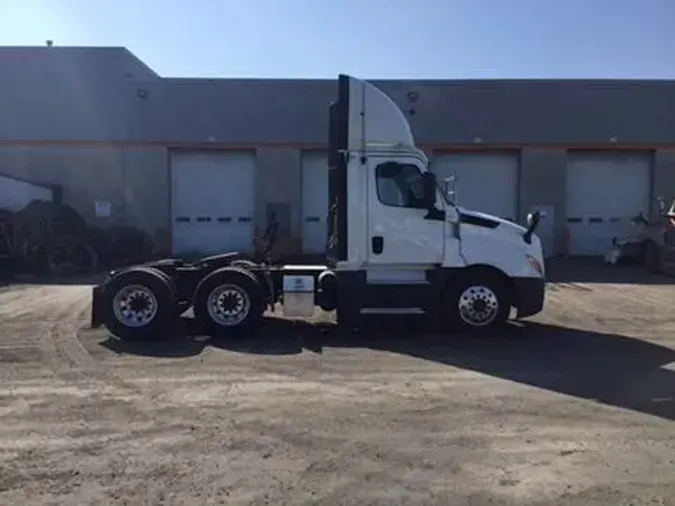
[0,260,674,505]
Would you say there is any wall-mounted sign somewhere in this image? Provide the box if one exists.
[94,201,112,218]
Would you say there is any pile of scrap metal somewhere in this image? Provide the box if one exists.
[93,225,155,268]
[604,198,675,274]
[0,200,154,280]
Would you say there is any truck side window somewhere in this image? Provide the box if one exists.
[375,162,426,209]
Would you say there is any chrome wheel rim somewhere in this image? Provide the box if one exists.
[458,285,499,327]
[207,284,250,326]
[112,284,158,327]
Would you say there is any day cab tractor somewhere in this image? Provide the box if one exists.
[90,74,546,339]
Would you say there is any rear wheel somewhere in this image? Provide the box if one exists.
[442,270,511,335]
[102,267,176,340]
[193,267,264,337]
[229,259,270,314]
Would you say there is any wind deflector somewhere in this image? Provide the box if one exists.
[326,75,350,263]
[328,75,349,166]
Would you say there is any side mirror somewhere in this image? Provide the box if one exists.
[524,210,541,244]
[526,212,537,228]
[422,172,437,209]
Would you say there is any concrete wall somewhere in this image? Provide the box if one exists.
[0,145,170,250]
[519,149,568,256]
[253,147,302,255]
[2,144,671,260]
[119,147,170,251]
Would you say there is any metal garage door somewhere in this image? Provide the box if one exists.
[301,151,329,253]
[432,152,519,222]
[171,151,255,256]
[566,151,650,256]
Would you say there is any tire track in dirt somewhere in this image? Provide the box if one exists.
[29,284,162,418]
[36,285,98,376]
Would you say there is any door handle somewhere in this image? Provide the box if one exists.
[372,236,383,255]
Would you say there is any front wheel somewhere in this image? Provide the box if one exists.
[442,270,511,335]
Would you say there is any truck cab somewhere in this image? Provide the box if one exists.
[324,74,545,330]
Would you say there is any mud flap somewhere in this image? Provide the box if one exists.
[90,285,104,328]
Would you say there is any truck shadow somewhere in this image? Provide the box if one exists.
[99,315,675,422]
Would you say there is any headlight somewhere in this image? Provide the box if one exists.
[526,254,543,276]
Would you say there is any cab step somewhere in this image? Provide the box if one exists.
[362,282,432,309]
[360,307,426,315]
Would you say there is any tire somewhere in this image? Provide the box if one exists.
[229,259,270,314]
[193,267,264,337]
[101,266,176,340]
[441,269,511,335]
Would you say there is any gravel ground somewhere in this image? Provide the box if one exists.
[0,261,674,505]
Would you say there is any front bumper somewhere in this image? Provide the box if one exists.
[512,276,545,318]
[91,284,105,328]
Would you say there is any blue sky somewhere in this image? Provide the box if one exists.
[1,0,673,79]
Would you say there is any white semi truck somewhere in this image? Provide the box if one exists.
[90,74,545,339]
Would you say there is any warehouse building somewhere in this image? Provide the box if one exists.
[1,45,675,259]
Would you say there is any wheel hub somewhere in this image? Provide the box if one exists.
[472,299,487,313]
[218,292,243,314]
[458,285,499,327]
[207,284,250,326]
[129,296,150,313]
[112,285,158,328]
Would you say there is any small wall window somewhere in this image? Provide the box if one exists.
[375,162,426,209]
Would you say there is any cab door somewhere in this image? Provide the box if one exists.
[366,157,445,266]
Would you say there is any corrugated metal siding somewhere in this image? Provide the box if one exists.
[0,47,160,142]
[389,80,675,145]
[141,78,337,144]
[1,46,675,145]
[80,78,675,145]
[0,46,159,80]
